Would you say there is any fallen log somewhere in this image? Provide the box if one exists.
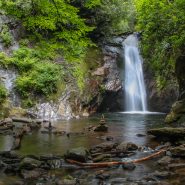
[66,150,165,168]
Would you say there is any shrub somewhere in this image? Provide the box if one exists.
[0,84,7,103]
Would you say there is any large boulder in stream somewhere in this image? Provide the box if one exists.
[148,127,185,140]
[64,147,89,162]
[116,142,138,152]
[165,99,185,123]
[20,157,42,170]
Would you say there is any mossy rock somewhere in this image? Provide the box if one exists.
[172,100,185,114]
[148,127,185,140]
[9,107,27,117]
[165,111,181,123]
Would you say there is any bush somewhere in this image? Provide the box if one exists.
[0,84,7,103]
[15,61,61,97]
[0,25,13,47]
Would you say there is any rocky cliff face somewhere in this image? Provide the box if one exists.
[145,67,178,113]
[0,14,179,119]
[165,55,185,124]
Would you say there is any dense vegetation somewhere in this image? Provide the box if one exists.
[135,0,185,89]
[0,0,135,106]
[0,0,184,106]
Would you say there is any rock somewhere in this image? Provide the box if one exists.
[65,147,89,162]
[168,163,185,170]
[148,127,185,140]
[157,156,172,166]
[9,107,27,118]
[13,181,25,185]
[96,171,110,180]
[82,112,89,117]
[94,125,108,132]
[169,144,185,157]
[122,163,136,170]
[90,142,118,153]
[57,176,77,185]
[165,99,185,123]
[165,111,180,123]
[12,117,32,123]
[116,142,138,152]
[93,154,112,162]
[30,121,41,129]
[172,100,185,114]
[3,117,13,124]
[39,154,62,161]
[60,179,76,185]
[20,157,42,170]
[21,168,46,179]
[136,133,146,137]
[106,136,114,141]
[92,66,108,76]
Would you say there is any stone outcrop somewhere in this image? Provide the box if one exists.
[164,55,185,123]
[148,127,185,140]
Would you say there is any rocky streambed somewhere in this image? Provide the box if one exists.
[0,113,185,185]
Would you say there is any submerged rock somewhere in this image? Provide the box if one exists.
[20,157,42,170]
[65,147,89,162]
[21,168,46,179]
[122,163,136,170]
[93,154,112,162]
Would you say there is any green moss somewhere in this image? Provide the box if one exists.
[0,84,7,104]
[0,25,13,47]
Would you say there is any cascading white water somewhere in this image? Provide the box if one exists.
[123,34,147,112]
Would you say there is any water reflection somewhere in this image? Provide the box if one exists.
[0,113,165,155]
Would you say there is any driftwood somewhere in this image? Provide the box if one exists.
[66,150,165,168]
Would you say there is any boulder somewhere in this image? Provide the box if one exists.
[157,156,172,166]
[165,99,185,123]
[90,142,118,153]
[116,142,138,152]
[20,157,42,170]
[65,147,89,162]
[21,168,46,179]
[169,145,185,157]
[93,154,112,162]
[168,163,185,170]
[94,125,108,132]
[92,66,108,76]
[148,127,185,140]
[122,163,136,170]
[165,111,181,123]
[12,117,32,123]
[172,100,185,114]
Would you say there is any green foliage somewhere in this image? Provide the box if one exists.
[135,0,185,88]
[92,0,136,37]
[0,46,62,102]
[0,84,7,104]
[0,52,13,67]
[0,0,95,59]
[16,62,61,97]
[0,25,13,47]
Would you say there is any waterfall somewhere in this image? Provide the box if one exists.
[123,34,147,112]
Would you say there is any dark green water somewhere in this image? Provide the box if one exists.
[0,112,166,184]
[0,113,165,155]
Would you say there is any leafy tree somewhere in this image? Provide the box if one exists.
[0,0,95,59]
[135,0,185,88]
